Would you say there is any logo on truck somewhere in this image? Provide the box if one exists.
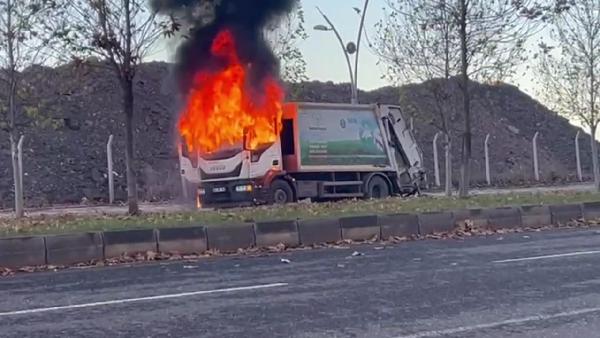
[209,165,227,172]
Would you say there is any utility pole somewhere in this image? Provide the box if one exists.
[315,0,369,104]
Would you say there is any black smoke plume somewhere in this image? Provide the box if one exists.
[152,0,297,95]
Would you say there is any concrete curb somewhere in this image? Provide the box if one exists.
[340,215,379,241]
[520,205,551,227]
[454,209,488,228]
[103,229,158,258]
[418,211,455,235]
[297,218,342,245]
[0,236,46,268]
[46,232,103,265]
[206,223,255,253]
[582,202,600,221]
[157,226,207,254]
[483,207,522,230]
[379,214,419,239]
[550,204,583,225]
[2,201,600,269]
[254,220,299,247]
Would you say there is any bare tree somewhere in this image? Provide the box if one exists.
[57,0,172,215]
[264,2,308,83]
[0,0,59,218]
[537,0,600,190]
[454,0,553,197]
[376,0,557,197]
[374,0,460,196]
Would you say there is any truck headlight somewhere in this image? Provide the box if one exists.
[235,185,253,193]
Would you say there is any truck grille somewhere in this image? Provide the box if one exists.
[199,163,243,180]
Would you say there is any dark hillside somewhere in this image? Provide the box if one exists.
[0,62,591,207]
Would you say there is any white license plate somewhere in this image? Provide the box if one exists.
[212,187,226,193]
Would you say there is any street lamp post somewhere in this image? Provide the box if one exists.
[315,0,369,104]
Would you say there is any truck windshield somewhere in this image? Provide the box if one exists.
[199,142,243,161]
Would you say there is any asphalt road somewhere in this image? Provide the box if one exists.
[3,228,600,337]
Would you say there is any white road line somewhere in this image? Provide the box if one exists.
[395,306,600,338]
[492,250,600,263]
[0,282,288,317]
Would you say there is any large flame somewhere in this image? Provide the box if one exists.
[178,29,285,154]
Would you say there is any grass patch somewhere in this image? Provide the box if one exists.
[1,191,599,238]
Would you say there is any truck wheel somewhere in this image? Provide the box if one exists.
[366,176,390,199]
[270,180,294,205]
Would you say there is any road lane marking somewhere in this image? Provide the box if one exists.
[492,250,600,263]
[0,282,288,317]
[394,306,600,338]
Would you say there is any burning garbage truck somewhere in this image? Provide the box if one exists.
[155,0,425,207]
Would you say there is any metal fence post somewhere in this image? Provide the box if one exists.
[533,131,540,181]
[178,142,188,199]
[107,135,114,204]
[575,131,582,181]
[17,135,24,194]
[444,133,452,196]
[484,134,491,185]
[433,132,441,187]
[15,135,25,216]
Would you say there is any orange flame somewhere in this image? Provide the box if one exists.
[178,29,285,154]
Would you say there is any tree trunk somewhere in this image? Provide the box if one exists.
[6,0,23,218]
[445,134,452,197]
[122,78,139,215]
[458,0,471,198]
[591,125,600,191]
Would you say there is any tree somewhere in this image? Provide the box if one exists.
[264,2,308,83]
[537,0,600,190]
[374,0,460,196]
[376,0,557,197]
[453,0,565,197]
[57,0,171,215]
[0,0,59,218]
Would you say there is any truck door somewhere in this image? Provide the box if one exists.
[383,106,425,186]
[385,119,412,185]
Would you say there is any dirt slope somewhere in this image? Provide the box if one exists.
[0,62,591,207]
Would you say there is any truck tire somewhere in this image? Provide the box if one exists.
[366,176,390,199]
[270,180,294,205]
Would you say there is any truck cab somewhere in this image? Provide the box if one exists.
[180,103,425,207]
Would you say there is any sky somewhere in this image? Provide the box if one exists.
[148,0,589,134]
[300,0,388,90]
[150,0,545,99]
[151,0,389,91]
[299,0,540,95]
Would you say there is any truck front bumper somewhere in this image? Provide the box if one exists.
[198,180,265,207]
